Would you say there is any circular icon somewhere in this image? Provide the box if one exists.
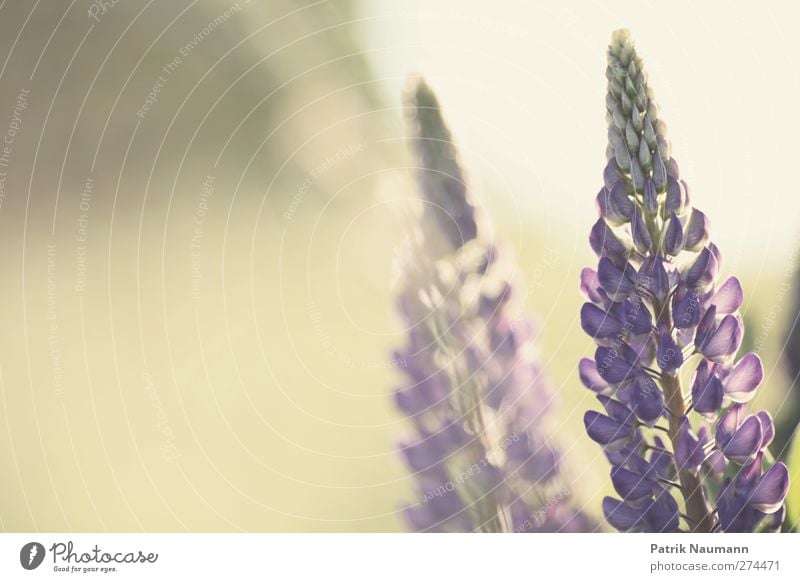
[20,542,46,570]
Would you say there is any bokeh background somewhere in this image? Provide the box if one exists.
[1,0,800,531]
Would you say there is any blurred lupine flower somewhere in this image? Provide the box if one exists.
[774,271,800,456]
[580,30,790,533]
[394,78,591,532]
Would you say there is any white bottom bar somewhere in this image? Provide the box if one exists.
[1,533,798,580]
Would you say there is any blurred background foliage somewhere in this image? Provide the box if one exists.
[0,0,799,531]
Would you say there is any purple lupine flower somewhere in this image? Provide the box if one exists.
[394,78,591,532]
[580,30,789,532]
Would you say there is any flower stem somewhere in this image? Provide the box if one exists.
[653,297,715,533]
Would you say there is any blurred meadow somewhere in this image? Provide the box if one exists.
[1,0,800,531]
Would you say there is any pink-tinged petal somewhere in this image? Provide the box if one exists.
[580,268,604,304]
[750,463,789,514]
[709,276,743,314]
[723,353,763,403]
[579,358,610,394]
[700,315,743,363]
[581,303,623,339]
[756,411,775,450]
[720,415,763,464]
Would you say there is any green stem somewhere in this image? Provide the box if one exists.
[653,297,715,533]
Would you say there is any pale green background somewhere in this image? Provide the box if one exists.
[0,0,798,531]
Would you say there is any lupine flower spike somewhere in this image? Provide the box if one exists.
[580,30,789,533]
[394,77,590,532]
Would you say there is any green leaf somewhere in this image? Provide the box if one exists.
[787,428,800,531]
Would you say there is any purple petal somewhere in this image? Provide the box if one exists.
[694,305,717,348]
[584,410,633,450]
[663,212,684,256]
[630,208,652,254]
[737,451,764,489]
[750,463,789,514]
[597,394,637,426]
[581,303,623,339]
[637,257,670,302]
[580,267,605,304]
[700,315,743,363]
[579,358,610,394]
[649,437,674,480]
[756,411,775,450]
[394,376,449,415]
[629,374,664,424]
[652,154,667,192]
[691,368,724,415]
[645,490,680,533]
[595,344,638,384]
[684,247,719,291]
[603,159,625,189]
[623,297,653,335]
[705,450,728,478]
[630,157,645,193]
[643,179,658,215]
[720,415,763,464]
[666,157,680,180]
[602,497,643,531]
[684,209,710,251]
[672,286,701,329]
[611,466,655,502]
[709,242,723,268]
[657,332,683,372]
[400,439,447,472]
[709,276,743,314]
[723,352,763,403]
[608,181,635,224]
[597,257,636,301]
[665,177,687,215]
[590,219,630,264]
[675,423,707,472]
[716,404,746,446]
